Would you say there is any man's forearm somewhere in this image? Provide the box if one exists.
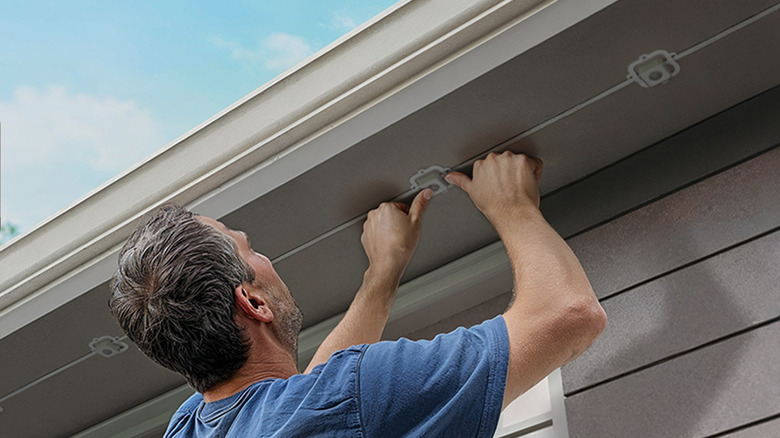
[500,206,606,393]
[303,267,399,373]
[500,207,598,322]
[304,190,430,373]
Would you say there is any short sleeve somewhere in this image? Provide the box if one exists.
[357,316,509,438]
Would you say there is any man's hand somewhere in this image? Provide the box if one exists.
[304,188,432,373]
[361,188,433,281]
[445,151,543,231]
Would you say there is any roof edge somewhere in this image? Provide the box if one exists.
[0,0,553,312]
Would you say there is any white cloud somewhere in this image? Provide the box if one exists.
[211,32,315,73]
[0,86,166,231]
[327,10,358,32]
[319,6,386,34]
[1,86,164,172]
[262,33,315,71]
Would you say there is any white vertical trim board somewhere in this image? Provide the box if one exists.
[493,369,569,438]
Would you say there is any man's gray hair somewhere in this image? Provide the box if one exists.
[109,204,255,393]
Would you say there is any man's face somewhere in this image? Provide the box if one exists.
[197,216,303,356]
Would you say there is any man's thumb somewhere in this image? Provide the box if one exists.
[409,188,432,222]
[445,171,471,192]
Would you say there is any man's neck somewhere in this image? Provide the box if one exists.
[202,333,300,402]
[203,363,298,402]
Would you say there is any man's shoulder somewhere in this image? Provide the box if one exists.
[356,315,509,401]
[308,344,367,375]
[163,347,368,437]
[356,315,510,437]
[362,315,508,360]
[170,392,203,418]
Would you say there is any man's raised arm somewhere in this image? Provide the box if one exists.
[304,188,432,373]
[446,152,607,409]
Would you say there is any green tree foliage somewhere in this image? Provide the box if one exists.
[1,221,20,244]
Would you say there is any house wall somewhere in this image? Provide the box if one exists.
[559,100,780,435]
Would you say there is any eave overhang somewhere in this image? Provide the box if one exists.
[0,0,617,338]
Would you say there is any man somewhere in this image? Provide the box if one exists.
[110,152,606,437]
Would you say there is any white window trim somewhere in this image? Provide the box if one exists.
[494,369,569,438]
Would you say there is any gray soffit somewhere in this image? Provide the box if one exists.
[0,0,779,436]
[222,0,780,327]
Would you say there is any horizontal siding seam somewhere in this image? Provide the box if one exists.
[554,141,780,244]
[595,224,780,303]
[544,84,780,202]
[704,412,780,438]
[564,317,780,398]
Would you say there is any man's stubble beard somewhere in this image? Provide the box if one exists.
[270,284,304,361]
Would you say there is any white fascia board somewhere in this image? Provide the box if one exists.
[0,0,618,339]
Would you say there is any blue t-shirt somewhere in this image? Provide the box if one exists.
[164,316,509,438]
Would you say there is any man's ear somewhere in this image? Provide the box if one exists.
[234,285,274,322]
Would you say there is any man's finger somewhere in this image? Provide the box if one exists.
[387,202,410,214]
[409,188,433,222]
[530,157,544,184]
[444,171,471,192]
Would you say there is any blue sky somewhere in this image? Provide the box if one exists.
[0,0,396,242]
